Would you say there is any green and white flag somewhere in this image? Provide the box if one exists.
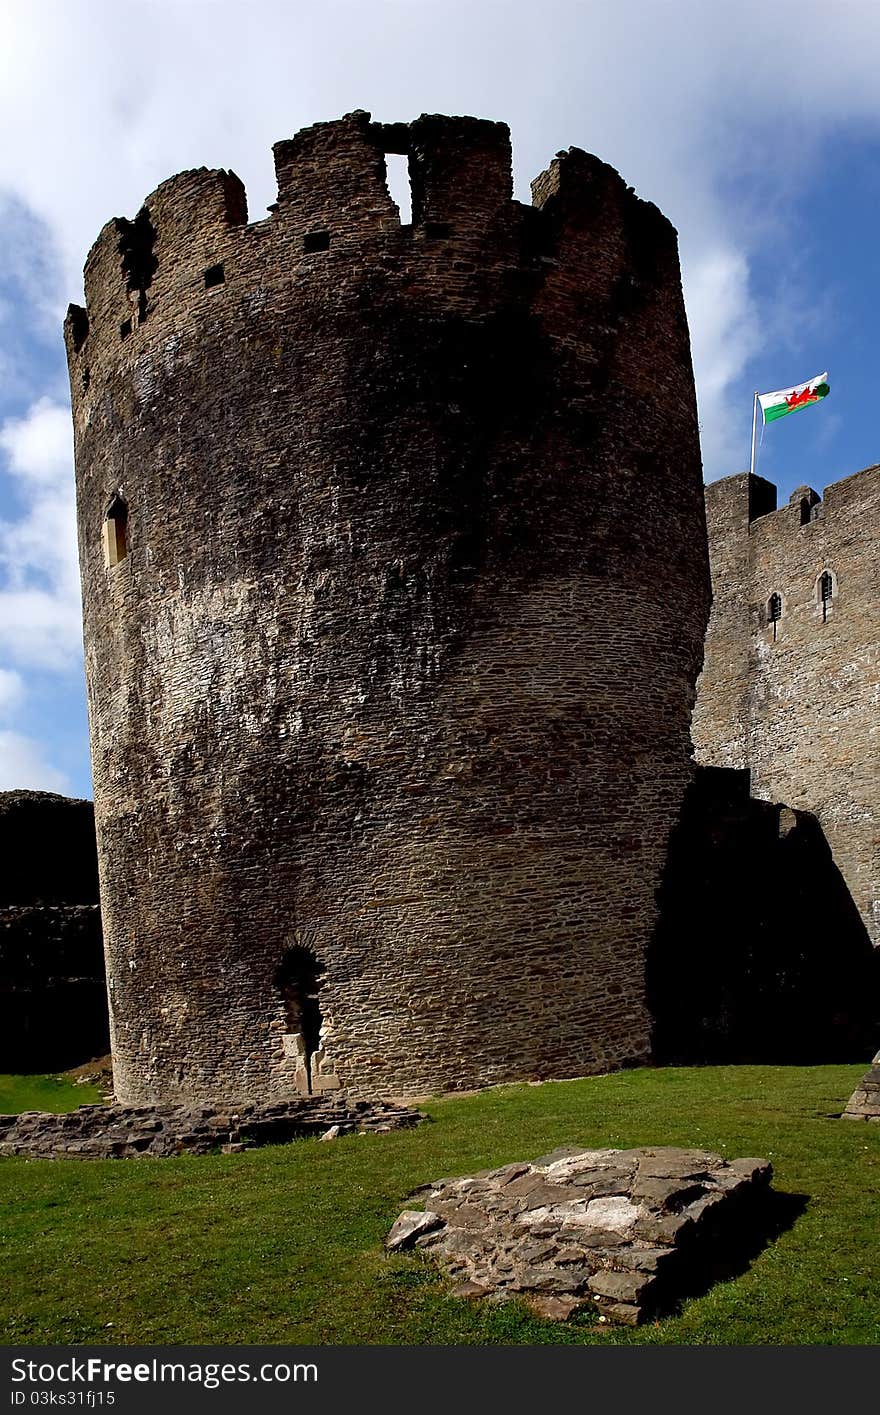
[758,372,830,424]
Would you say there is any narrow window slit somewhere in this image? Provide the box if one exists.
[303,231,330,254]
[103,494,129,569]
[204,263,225,289]
[819,571,833,622]
[119,318,132,341]
[768,593,782,641]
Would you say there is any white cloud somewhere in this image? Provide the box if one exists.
[684,245,760,475]
[0,667,24,714]
[0,729,71,793]
[0,396,73,487]
[0,397,82,671]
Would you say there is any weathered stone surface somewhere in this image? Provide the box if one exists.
[389,1145,773,1325]
[66,111,709,1107]
[524,1295,588,1321]
[636,1148,722,1179]
[843,1053,880,1121]
[386,1210,443,1251]
[449,1281,490,1299]
[587,1269,655,1303]
[0,1096,423,1160]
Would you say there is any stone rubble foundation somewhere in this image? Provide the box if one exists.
[387,1144,773,1325]
[0,1097,423,1159]
[842,1052,880,1121]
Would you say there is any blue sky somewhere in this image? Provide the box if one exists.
[1,0,878,799]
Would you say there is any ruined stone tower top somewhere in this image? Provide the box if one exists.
[66,112,689,484]
[66,114,709,1106]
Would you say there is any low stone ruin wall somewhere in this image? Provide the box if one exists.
[0,1097,423,1159]
[387,1144,773,1325]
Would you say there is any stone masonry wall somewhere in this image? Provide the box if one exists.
[66,112,710,1105]
[692,467,879,947]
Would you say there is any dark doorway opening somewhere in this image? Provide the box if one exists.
[275,946,324,1094]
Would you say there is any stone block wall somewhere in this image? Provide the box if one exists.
[692,468,880,949]
[66,112,710,1105]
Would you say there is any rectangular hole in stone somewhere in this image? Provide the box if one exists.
[204,263,225,289]
[425,222,452,240]
[69,307,89,352]
[119,318,132,340]
[303,231,330,254]
[384,153,412,224]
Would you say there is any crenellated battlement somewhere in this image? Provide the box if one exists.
[65,111,683,386]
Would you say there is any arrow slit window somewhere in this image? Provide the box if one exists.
[103,494,129,568]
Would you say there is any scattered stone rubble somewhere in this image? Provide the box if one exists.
[387,1144,773,1325]
[0,1096,423,1159]
[842,1052,880,1121]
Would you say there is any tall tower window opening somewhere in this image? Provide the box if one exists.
[819,570,834,622]
[102,495,128,568]
[799,498,812,525]
[767,592,782,641]
[384,152,412,223]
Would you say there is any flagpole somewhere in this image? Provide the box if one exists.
[749,392,758,477]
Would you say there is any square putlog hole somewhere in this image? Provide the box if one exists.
[303,231,331,254]
[204,263,225,289]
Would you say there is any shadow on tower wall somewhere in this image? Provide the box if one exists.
[648,767,879,1064]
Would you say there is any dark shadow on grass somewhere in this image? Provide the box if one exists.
[649,1186,810,1319]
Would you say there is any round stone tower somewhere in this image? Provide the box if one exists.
[66,112,710,1105]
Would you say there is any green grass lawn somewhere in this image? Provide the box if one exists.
[1,1065,877,1345]
[0,1073,103,1115]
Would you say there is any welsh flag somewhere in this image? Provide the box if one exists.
[758,372,830,424]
